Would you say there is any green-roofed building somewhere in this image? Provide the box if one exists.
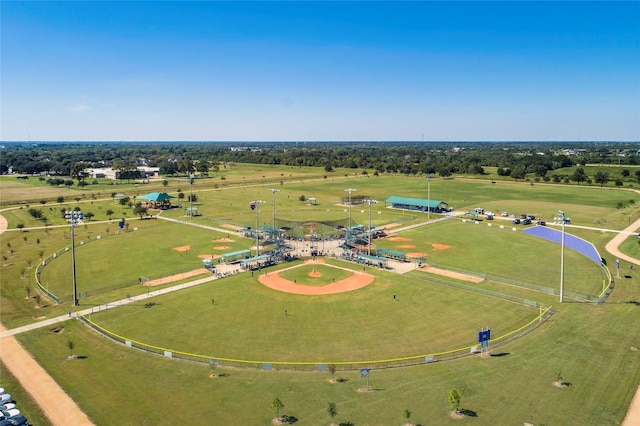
[384,196,448,213]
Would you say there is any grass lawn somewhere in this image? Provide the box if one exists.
[88,260,537,362]
[2,165,640,425]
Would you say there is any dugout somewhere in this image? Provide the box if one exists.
[384,196,448,213]
[222,249,251,263]
[376,248,408,262]
[241,254,272,270]
[357,253,388,268]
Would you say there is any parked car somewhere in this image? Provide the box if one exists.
[520,213,527,219]
[0,405,16,412]
[6,415,28,426]
[512,219,521,225]
[522,218,532,225]
[501,212,508,217]
[0,396,11,405]
[537,220,546,226]
[0,409,20,420]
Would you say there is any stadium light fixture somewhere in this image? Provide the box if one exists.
[345,188,356,229]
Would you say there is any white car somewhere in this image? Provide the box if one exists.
[0,409,20,420]
[0,405,15,412]
[0,396,10,405]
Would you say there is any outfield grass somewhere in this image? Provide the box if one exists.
[2,165,640,425]
[86,259,537,362]
[37,220,252,301]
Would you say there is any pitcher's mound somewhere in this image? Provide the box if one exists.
[173,245,190,252]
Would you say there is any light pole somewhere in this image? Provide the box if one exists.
[269,189,280,231]
[345,188,356,229]
[364,199,378,255]
[70,210,82,306]
[189,174,194,220]
[251,200,264,255]
[559,210,566,303]
[427,173,431,219]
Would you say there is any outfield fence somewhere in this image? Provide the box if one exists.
[422,261,611,303]
[77,306,553,372]
[33,226,204,304]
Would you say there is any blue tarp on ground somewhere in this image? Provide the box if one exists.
[523,226,602,264]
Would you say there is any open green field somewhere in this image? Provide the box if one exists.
[1,164,640,425]
[87,259,537,362]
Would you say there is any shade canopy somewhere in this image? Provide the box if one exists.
[138,192,175,201]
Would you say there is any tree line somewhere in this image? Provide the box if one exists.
[2,141,640,179]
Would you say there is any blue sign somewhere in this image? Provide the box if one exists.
[360,368,370,376]
[478,329,491,343]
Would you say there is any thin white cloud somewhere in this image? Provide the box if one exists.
[68,104,92,113]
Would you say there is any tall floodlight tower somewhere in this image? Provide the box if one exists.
[345,188,356,229]
[70,210,82,306]
[364,199,378,255]
[269,189,280,231]
[559,210,566,303]
[427,173,431,219]
[189,174,195,220]
[251,200,265,255]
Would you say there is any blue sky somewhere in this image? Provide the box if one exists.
[2,1,639,141]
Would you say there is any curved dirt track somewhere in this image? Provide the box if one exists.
[258,259,375,295]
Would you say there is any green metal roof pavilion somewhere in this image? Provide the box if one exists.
[384,196,445,209]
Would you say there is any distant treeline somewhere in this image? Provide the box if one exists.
[2,141,640,178]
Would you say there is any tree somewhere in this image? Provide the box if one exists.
[134,206,148,219]
[327,402,338,424]
[162,179,168,187]
[16,223,24,232]
[510,166,526,181]
[84,212,95,221]
[299,194,306,202]
[67,339,75,357]
[188,194,198,202]
[622,169,630,177]
[571,167,587,185]
[403,408,412,425]
[118,196,130,206]
[270,397,284,420]
[106,209,114,220]
[328,363,337,382]
[57,196,65,203]
[33,294,42,308]
[448,389,461,413]
[25,286,31,299]
[196,161,209,176]
[594,171,610,187]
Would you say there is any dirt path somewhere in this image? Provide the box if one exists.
[0,325,94,425]
[0,214,94,425]
[258,259,375,295]
[605,218,640,426]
